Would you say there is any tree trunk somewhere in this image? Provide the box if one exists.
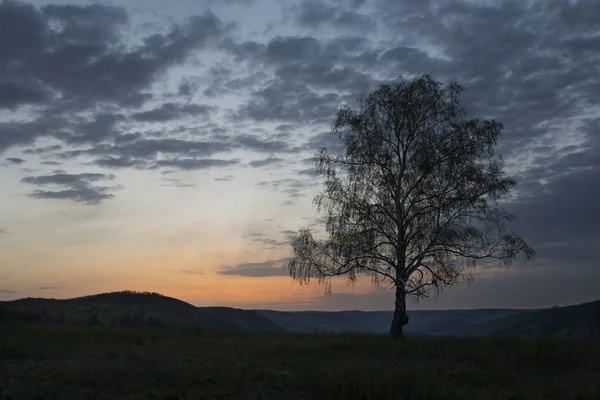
[389,286,409,340]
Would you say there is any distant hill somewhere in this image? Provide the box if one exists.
[485,300,600,339]
[2,291,598,339]
[257,302,600,339]
[0,291,286,332]
[255,308,531,336]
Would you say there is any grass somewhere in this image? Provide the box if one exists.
[1,324,599,400]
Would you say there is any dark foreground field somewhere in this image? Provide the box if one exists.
[1,325,599,400]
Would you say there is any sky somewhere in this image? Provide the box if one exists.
[0,0,599,311]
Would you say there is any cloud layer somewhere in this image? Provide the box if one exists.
[1,0,599,308]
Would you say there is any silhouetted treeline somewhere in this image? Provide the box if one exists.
[0,302,166,327]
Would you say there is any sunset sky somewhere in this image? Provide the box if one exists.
[1,0,599,311]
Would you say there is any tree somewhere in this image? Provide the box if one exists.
[286,75,535,339]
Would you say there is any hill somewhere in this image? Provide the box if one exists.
[486,300,600,339]
[0,291,286,332]
[2,291,599,339]
[256,304,600,339]
[255,308,531,336]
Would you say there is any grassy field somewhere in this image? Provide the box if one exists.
[1,325,599,400]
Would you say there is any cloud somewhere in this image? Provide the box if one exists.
[0,227,7,234]
[271,0,600,284]
[233,134,297,153]
[0,0,231,151]
[291,0,376,32]
[131,103,218,122]
[218,257,292,277]
[297,168,318,177]
[21,172,122,204]
[6,157,25,164]
[161,178,195,188]
[0,81,48,109]
[256,178,319,201]
[179,269,203,275]
[36,286,60,290]
[506,166,600,266]
[243,231,264,238]
[231,79,342,125]
[214,175,235,182]
[0,288,18,294]
[154,158,239,170]
[248,157,284,167]
[244,230,289,247]
[23,145,62,155]
[1,0,600,309]
[56,129,300,172]
[70,138,236,170]
[21,172,114,186]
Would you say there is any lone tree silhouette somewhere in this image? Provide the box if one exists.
[287,75,535,339]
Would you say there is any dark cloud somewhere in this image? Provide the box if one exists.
[208,0,254,3]
[161,177,195,188]
[202,67,269,98]
[368,0,600,144]
[0,81,48,109]
[244,230,289,247]
[296,168,318,177]
[94,156,141,169]
[233,134,297,153]
[214,175,235,182]
[36,286,60,290]
[507,166,600,266]
[23,145,62,155]
[69,138,235,170]
[57,130,300,171]
[131,103,217,122]
[276,124,295,132]
[0,288,18,294]
[27,187,117,204]
[0,227,7,234]
[258,238,289,247]
[248,157,284,167]
[227,34,379,76]
[0,115,67,153]
[292,0,375,31]
[21,172,122,205]
[177,79,198,97]
[300,157,315,165]
[6,157,25,164]
[218,257,292,277]
[21,172,113,186]
[231,79,342,125]
[274,61,374,93]
[0,0,231,151]
[62,113,126,144]
[257,178,318,201]
[222,34,382,126]
[154,158,238,170]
